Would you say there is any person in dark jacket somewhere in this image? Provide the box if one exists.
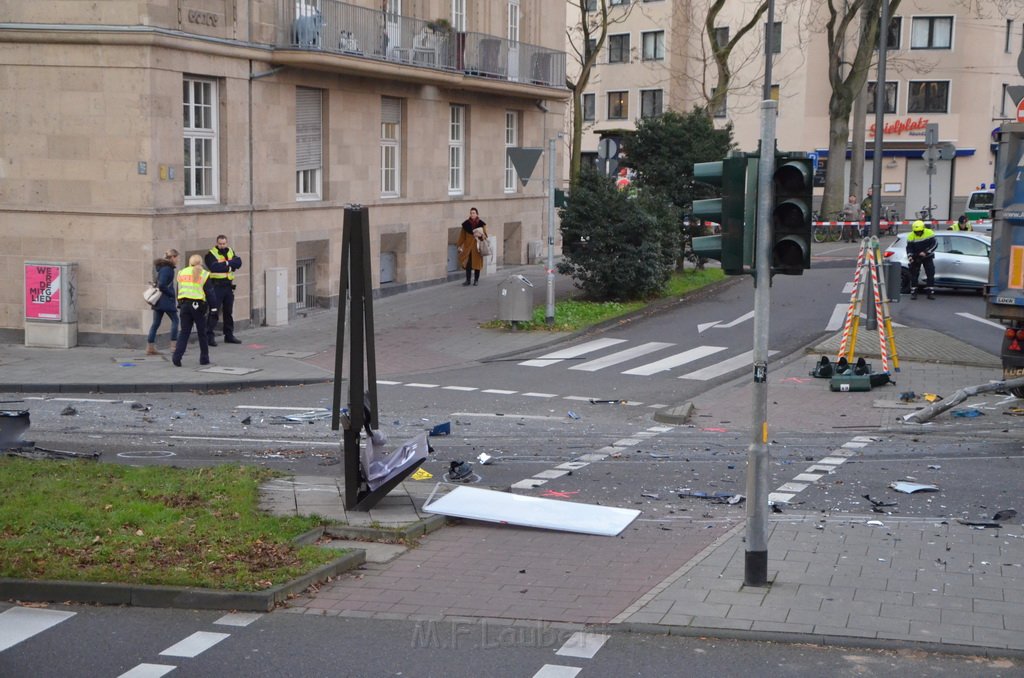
[906,220,937,300]
[204,234,243,345]
[146,249,180,355]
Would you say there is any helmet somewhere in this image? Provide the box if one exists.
[912,220,925,232]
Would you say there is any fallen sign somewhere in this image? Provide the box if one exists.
[889,481,939,494]
[423,484,640,536]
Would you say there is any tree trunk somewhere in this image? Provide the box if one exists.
[824,107,852,219]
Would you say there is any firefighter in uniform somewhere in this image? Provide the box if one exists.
[171,254,211,367]
[906,220,937,300]
[204,234,243,345]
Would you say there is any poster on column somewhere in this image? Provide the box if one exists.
[24,264,62,320]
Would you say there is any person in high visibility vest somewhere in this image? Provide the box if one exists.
[906,220,937,300]
[204,234,243,345]
[171,254,211,367]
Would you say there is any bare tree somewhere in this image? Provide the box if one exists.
[819,0,901,219]
[703,0,769,116]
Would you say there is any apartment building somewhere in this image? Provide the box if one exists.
[1,0,568,346]
[570,0,1021,221]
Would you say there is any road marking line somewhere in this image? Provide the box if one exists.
[406,383,439,388]
[117,664,177,678]
[522,392,558,398]
[450,412,570,421]
[776,482,809,493]
[533,665,582,678]
[623,345,727,376]
[680,350,779,381]
[647,403,668,409]
[555,631,610,659]
[518,338,627,367]
[442,385,478,391]
[0,607,76,652]
[482,389,517,394]
[555,462,590,470]
[235,405,328,411]
[956,311,1006,329]
[793,473,824,482]
[534,469,570,480]
[570,342,674,372]
[769,492,795,504]
[169,435,337,447]
[612,438,642,447]
[719,310,755,328]
[819,456,848,465]
[159,631,230,658]
[376,380,402,385]
[842,441,868,448]
[826,303,848,331]
[511,478,547,489]
[648,425,674,432]
[563,395,594,401]
[804,464,837,473]
[214,612,263,626]
[24,396,125,403]
[576,453,609,462]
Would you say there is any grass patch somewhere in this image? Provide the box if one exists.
[0,459,337,591]
[484,267,725,332]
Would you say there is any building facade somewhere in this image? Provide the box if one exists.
[569,0,1022,221]
[0,0,568,346]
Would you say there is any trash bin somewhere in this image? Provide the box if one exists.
[498,274,534,322]
[883,260,902,302]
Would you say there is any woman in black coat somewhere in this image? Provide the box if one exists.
[147,249,180,354]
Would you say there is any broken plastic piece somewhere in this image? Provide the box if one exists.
[429,421,451,436]
[477,452,493,465]
[567,411,580,420]
[448,460,473,481]
[993,509,1018,522]
[588,399,626,405]
[922,393,942,403]
[889,481,939,494]
[863,494,897,508]
[899,391,918,402]
[951,408,983,417]
[866,520,885,526]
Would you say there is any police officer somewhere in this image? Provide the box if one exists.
[204,234,243,345]
[171,254,211,367]
[906,220,937,300]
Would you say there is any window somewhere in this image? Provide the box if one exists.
[642,31,664,61]
[608,34,630,63]
[504,110,518,193]
[908,80,949,113]
[610,0,629,5]
[608,91,628,120]
[711,87,727,118]
[586,0,596,10]
[714,26,729,49]
[586,38,597,61]
[765,21,781,54]
[1007,20,1014,53]
[911,16,952,49]
[451,0,465,32]
[296,87,322,200]
[507,0,519,44]
[582,93,595,121]
[183,77,218,203]
[448,104,465,195]
[640,89,663,118]
[866,81,898,114]
[380,97,401,197]
[876,16,901,49]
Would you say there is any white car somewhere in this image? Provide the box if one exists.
[882,231,991,293]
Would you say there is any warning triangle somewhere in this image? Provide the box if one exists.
[507,147,544,187]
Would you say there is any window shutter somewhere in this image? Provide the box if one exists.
[381,96,401,125]
[296,87,322,171]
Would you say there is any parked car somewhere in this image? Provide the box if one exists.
[883,231,991,293]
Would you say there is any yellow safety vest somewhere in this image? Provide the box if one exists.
[176,266,209,301]
[207,247,235,281]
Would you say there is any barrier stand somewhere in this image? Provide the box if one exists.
[836,237,899,374]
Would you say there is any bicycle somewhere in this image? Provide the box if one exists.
[917,204,937,221]
[879,203,900,234]
[812,212,844,242]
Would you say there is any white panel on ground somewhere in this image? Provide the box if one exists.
[424,485,641,536]
[117,665,177,678]
[518,338,627,367]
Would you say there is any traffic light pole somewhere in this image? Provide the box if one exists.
[746,98,776,587]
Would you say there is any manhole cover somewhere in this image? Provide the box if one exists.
[198,366,261,375]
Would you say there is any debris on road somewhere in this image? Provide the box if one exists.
[567,411,580,420]
[588,399,626,405]
[956,518,1003,529]
[863,494,898,511]
[951,408,983,417]
[429,421,451,436]
[240,416,252,425]
[447,460,473,481]
[677,489,745,505]
[889,480,939,494]
[0,410,32,450]
[476,452,493,465]
[993,509,1018,522]
[60,406,77,416]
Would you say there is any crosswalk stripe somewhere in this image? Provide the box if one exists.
[118,664,177,678]
[569,341,674,372]
[160,631,230,658]
[679,350,778,381]
[825,303,848,331]
[622,345,727,376]
[0,607,76,652]
[518,338,627,367]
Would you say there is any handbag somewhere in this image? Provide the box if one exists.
[473,228,492,257]
[143,282,162,306]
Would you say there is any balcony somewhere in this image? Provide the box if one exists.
[279,0,566,89]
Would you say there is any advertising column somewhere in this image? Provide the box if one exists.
[24,261,78,348]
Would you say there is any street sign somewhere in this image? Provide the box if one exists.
[1017,98,1024,124]
[925,123,939,147]
[506,147,543,187]
[597,137,618,160]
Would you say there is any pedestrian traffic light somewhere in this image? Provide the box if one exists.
[770,156,813,275]
[691,156,755,275]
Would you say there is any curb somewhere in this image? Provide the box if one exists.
[324,514,448,542]
[0,376,334,395]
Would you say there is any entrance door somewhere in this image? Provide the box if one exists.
[507,0,519,82]
[384,0,402,59]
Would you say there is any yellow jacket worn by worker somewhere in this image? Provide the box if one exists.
[206,247,236,281]
[176,266,210,301]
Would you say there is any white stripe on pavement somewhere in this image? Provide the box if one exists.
[214,612,263,627]
[826,303,848,331]
[622,345,727,376]
[117,664,177,678]
[159,631,230,658]
[519,338,627,367]
[679,350,777,381]
[555,631,610,659]
[235,405,328,411]
[441,385,478,391]
[0,607,76,652]
[718,310,755,328]
[956,311,1005,330]
[569,342,674,372]
[532,665,582,678]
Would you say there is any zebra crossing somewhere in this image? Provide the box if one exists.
[518,338,778,381]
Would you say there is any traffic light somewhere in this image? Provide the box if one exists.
[770,156,813,275]
[691,156,755,275]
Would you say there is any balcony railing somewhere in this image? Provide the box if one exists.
[280,0,566,88]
